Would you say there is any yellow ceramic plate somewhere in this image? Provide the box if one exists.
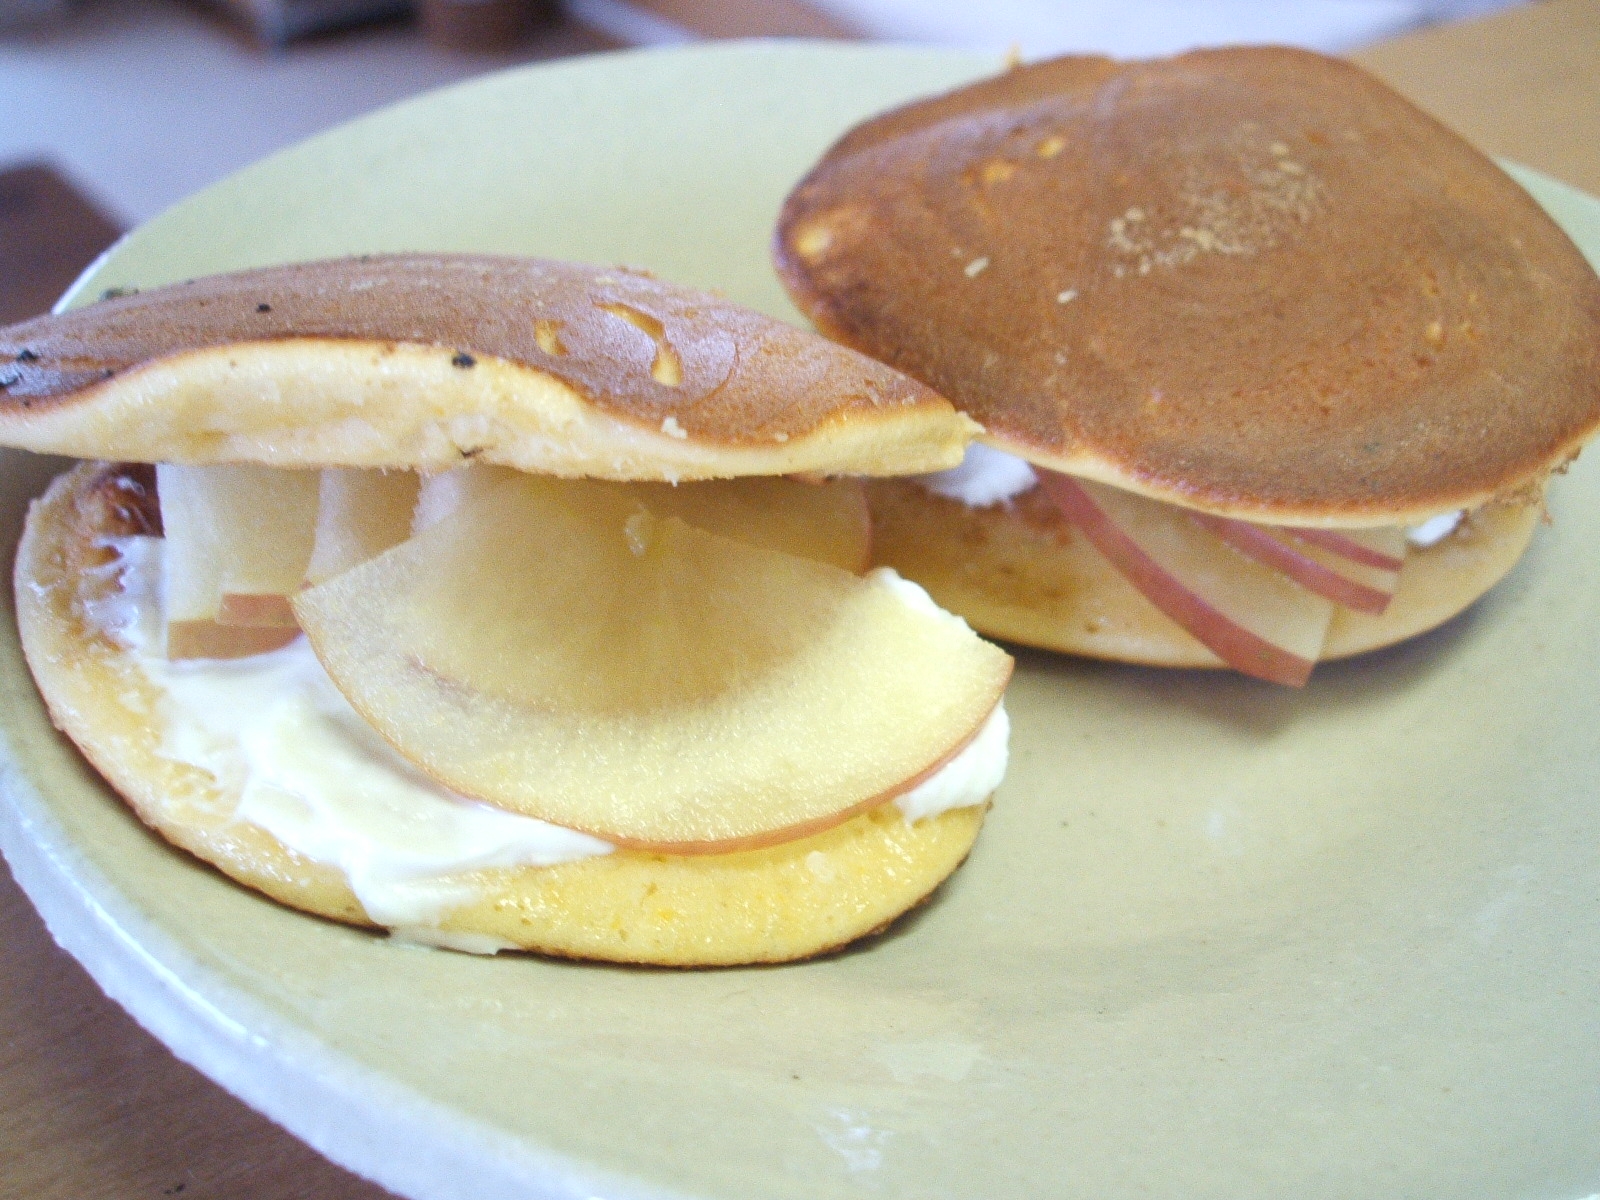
[5,42,1600,1200]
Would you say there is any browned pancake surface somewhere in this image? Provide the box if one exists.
[777,47,1600,524]
[0,254,972,479]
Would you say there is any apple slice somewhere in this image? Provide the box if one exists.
[623,476,871,573]
[1279,529,1401,610]
[306,469,420,585]
[1187,512,1398,615]
[157,463,318,658]
[1038,472,1332,686]
[412,465,870,571]
[411,467,477,534]
[1283,525,1406,571]
[292,471,1010,853]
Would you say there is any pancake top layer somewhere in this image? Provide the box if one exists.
[775,46,1600,525]
[0,254,975,481]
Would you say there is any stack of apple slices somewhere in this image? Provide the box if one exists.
[1040,473,1407,686]
[157,465,874,659]
[407,467,873,574]
[158,463,1010,855]
[305,469,423,585]
[157,464,321,659]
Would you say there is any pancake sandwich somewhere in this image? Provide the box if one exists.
[774,47,1600,685]
[3,254,1014,965]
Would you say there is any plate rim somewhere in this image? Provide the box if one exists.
[4,37,1600,1200]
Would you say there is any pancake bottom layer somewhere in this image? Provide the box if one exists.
[14,462,986,966]
[866,480,1538,668]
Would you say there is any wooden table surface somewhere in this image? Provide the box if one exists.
[3,1,1598,1196]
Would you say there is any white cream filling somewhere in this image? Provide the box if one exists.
[915,442,1039,507]
[894,699,1009,823]
[86,540,1006,941]
[868,569,1010,822]
[1406,510,1464,547]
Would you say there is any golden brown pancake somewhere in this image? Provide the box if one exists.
[776,47,1600,526]
[0,254,978,482]
[14,462,988,966]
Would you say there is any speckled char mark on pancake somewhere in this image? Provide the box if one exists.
[775,46,1600,526]
[0,254,978,481]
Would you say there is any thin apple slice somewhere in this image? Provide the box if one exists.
[1187,512,1397,615]
[412,465,870,571]
[411,467,478,534]
[1283,525,1406,571]
[157,463,228,638]
[306,469,420,585]
[1038,472,1332,686]
[622,476,870,573]
[213,593,299,626]
[292,471,1011,853]
[163,621,302,659]
[157,463,319,658]
[1279,530,1401,611]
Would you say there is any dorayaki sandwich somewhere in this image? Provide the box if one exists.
[774,47,1600,685]
[1,253,1015,965]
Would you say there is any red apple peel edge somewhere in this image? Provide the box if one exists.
[1285,526,1406,571]
[1188,512,1395,615]
[1037,472,1316,686]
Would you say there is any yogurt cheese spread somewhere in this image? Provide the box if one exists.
[915,442,1039,507]
[86,537,1008,943]
[1405,509,1464,547]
